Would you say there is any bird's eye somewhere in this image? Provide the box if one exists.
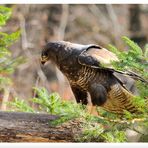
[41,50,49,65]
[42,51,48,57]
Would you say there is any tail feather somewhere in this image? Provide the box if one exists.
[101,84,139,114]
[114,69,148,84]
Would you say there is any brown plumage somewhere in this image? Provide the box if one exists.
[40,41,147,114]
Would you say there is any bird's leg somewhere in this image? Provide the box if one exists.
[71,86,88,105]
[88,83,107,116]
[88,105,98,116]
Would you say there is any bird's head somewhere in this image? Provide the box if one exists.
[41,41,86,65]
[41,41,66,65]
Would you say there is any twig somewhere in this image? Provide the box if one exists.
[1,88,10,110]
[33,76,40,98]
[88,4,110,31]
[96,114,147,125]
[57,4,69,40]
[18,13,31,57]
[106,4,121,46]
[18,12,50,95]
[128,127,146,135]
[88,4,115,42]
[106,4,120,32]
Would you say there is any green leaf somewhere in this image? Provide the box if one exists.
[0,30,21,47]
[0,47,11,57]
[7,98,35,112]
[122,36,143,56]
[0,6,12,26]
[0,76,11,87]
[108,44,121,56]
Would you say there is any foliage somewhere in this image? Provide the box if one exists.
[108,36,148,114]
[8,87,147,142]
[31,87,86,125]
[108,37,148,136]
[7,98,35,113]
[0,6,22,88]
[108,36,148,78]
[0,6,12,26]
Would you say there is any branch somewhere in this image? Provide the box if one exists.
[88,4,110,30]
[0,111,81,142]
[106,4,121,46]
[57,4,69,40]
[56,4,70,97]
[1,88,10,110]
[18,12,51,93]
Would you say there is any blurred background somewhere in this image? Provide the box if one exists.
[0,4,148,110]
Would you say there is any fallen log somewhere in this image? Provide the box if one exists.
[0,111,81,142]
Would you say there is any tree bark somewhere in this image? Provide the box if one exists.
[0,111,81,142]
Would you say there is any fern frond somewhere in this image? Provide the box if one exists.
[122,36,143,56]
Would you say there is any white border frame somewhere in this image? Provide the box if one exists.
[0,0,148,4]
[0,1,148,147]
[1,143,148,148]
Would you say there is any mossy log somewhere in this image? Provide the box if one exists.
[0,111,81,142]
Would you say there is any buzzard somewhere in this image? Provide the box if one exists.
[40,41,147,114]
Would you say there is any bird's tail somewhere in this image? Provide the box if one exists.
[101,83,140,114]
[114,70,148,84]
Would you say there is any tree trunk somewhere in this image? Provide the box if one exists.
[0,111,81,142]
[129,4,147,48]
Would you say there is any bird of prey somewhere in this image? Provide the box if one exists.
[40,41,147,114]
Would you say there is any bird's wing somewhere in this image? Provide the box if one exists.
[78,45,148,84]
[78,45,118,69]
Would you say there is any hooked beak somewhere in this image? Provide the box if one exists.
[40,56,49,65]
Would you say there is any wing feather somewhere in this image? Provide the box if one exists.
[86,47,119,65]
[78,45,148,84]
